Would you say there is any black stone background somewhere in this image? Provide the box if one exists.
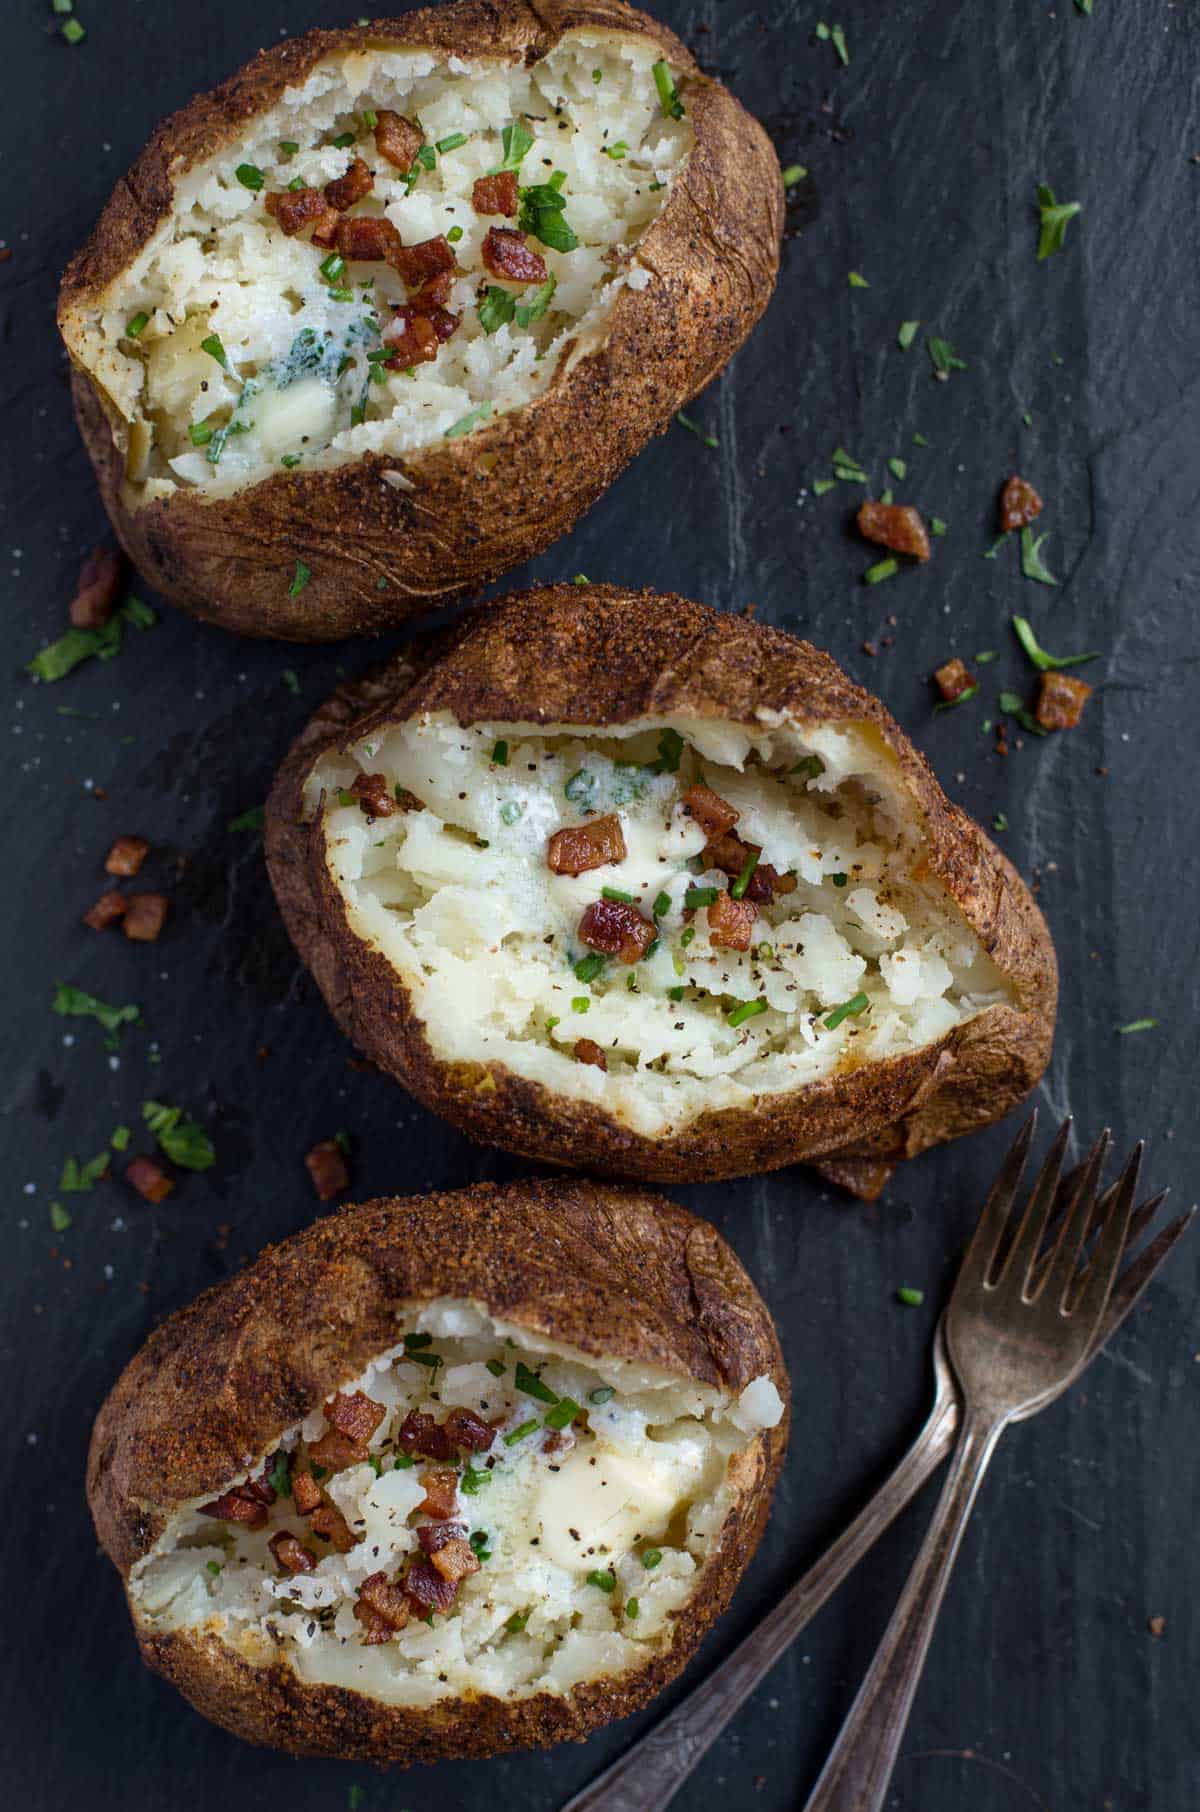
[2,2,1197,1808]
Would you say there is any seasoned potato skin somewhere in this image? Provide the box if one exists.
[87,1179,788,1761]
[265,586,1058,1197]
[58,1,783,642]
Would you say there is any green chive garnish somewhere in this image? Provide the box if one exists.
[824,992,869,1030]
[727,999,767,1029]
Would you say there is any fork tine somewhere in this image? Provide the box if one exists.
[993,1116,1074,1295]
[1063,1140,1141,1318]
[1067,1186,1168,1312]
[954,1111,1038,1290]
[1100,1201,1194,1336]
[1033,1127,1112,1304]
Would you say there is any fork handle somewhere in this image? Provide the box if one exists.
[801,1410,1005,1812]
[560,1387,960,1812]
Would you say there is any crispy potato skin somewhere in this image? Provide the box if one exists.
[265,587,1058,1195]
[58,2,783,642]
[87,1179,787,1761]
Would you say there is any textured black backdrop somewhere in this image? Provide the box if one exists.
[3,3,1197,1809]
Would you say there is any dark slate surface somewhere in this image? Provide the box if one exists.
[3,3,1197,1808]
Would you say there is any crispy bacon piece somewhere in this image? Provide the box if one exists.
[578,899,656,964]
[199,1482,272,1528]
[325,1390,386,1445]
[70,547,125,629]
[83,889,128,931]
[857,500,932,562]
[416,1519,468,1555]
[574,1038,608,1071]
[472,171,519,217]
[681,785,739,840]
[334,213,402,264]
[123,893,170,943]
[547,814,627,877]
[374,109,423,171]
[324,156,374,211]
[306,1427,367,1472]
[403,1557,459,1615]
[397,1410,454,1461]
[391,234,456,290]
[310,1504,358,1553]
[408,268,455,314]
[349,772,397,819]
[704,833,795,904]
[291,1469,323,1516]
[304,1139,349,1202]
[382,307,441,368]
[265,187,340,241]
[356,1571,411,1641]
[105,835,149,877]
[428,1536,481,1585]
[933,657,976,703]
[418,1468,460,1520]
[443,1407,494,1452]
[311,212,340,249]
[1000,475,1044,533]
[125,1155,173,1204]
[707,888,758,952]
[1035,672,1091,731]
[481,226,548,285]
[269,1532,317,1576]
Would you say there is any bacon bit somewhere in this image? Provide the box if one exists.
[312,212,340,249]
[374,110,423,171]
[574,1038,608,1071]
[707,888,759,951]
[393,787,424,813]
[291,1469,323,1516]
[425,306,460,343]
[408,268,455,314]
[269,1532,317,1576]
[428,1536,481,1585]
[397,1410,454,1461]
[472,171,519,217]
[69,547,125,630]
[324,156,374,212]
[1035,671,1092,731]
[310,1503,358,1552]
[125,1155,173,1204]
[681,785,739,840]
[443,1407,494,1452]
[418,1467,459,1520]
[304,1139,349,1202]
[481,227,548,285]
[356,1571,411,1640]
[382,307,441,368]
[547,814,627,876]
[1000,475,1044,533]
[105,835,149,877]
[335,213,403,264]
[416,1520,468,1555]
[348,772,397,819]
[857,501,932,562]
[122,893,170,943]
[403,1557,459,1614]
[199,1484,271,1529]
[933,657,976,703]
[83,889,128,932]
[391,234,456,290]
[578,899,655,964]
[325,1390,386,1445]
[306,1426,368,1472]
[265,187,340,241]
[705,832,795,904]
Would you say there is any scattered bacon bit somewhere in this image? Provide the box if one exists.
[310,1503,358,1552]
[443,1407,494,1452]
[707,888,759,951]
[393,787,424,813]
[397,1410,454,1461]
[265,187,340,240]
[472,171,519,217]
[105,835,149,877]
[269,1532,317,1575]
[304,1139,349,1202]
[481,226,548,285]
[705,832,795,904]
[374,110,423,171]
[1148,1615,1166,1639]
[325,1390,386,1445]
[306,1427,368,1472]
[424,306,461,343]
[125,1155,174,1204]
[311,212,340,249]
[574,1038,608,1071]
[199,1484,271,1528]
[416,1520,468,1555]
[428,1536,481,1585]
[69,547,125,630]
[382,307,441,368]
[391,234,456,290]
[1000,475,1044,534]
[418,1467,459,1520]
[857,500,932,562]
[83,889,128,932]
[348,772,398,819]
[403,1556,459,1614]
[933,657,976,703]
[291,1469,323,1516]
[408,268,456,314]
[681,785,739,840]
[578,898,655,964]
[356,1571,411,1640]
[122,893,170,943]
[547,814,627,876]
[335,213,403,263]
[324,156,374,212]
[1035,671,1092,731]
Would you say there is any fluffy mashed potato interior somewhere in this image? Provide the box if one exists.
[131,1299,782,1705]
[307,714,1013,1138]
[65,36,692,497]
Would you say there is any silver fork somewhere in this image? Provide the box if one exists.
[563,1120,1193,1812]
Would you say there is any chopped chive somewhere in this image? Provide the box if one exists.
[1035,182,1082,261]
[514,1360,557,1404]
[486,1358,506,1377]
[1012,615,1098,671]
[1117,1018,1158,1035]
[187,420,214,446]
[571,996,590,1013]
[897,319,920,350]
[491,738,509,765]
[679,927,695,950]
[405,1350,442,1370]
[435,132,468,153]
[887,457,907,480]
[652,891,671,918]
[235,163,265,191]
[1020,528,1059,586]
[812,477,837,496]
[279,140,299,159]
[444,400,493,439]
[447,224,464,243]
[668,986,685,1002]
[504,1417,539,1446]
[897,1286,925,1307]
[319,252,346,283]
[404,1331,433,1349]
[830,873,848,887]
[574,953,605,985]
[625,1597,640,1619]
[676,411,718,448]
[731,851,759,900]
[653,60,684,120]
[602,886,634,904]
[543,1396,581,1432]
[848,270,869,288]
[993,813,1009,832]
[865,557,900,584]
[331,131,356,149]
[125,311,150,339]
[654,727,685,773]
[586,1570,617,1592]
[934,682,979,713]
[61,16,85,42]
[588,1386,615,1405]
[200,333,228,369]
[288,560,312,597]
[727,999,767,1028]
[930,518,948,537]
[781,164,807,187]
[684,886,719,909]
[641,1549,663,1570]
[824,992,869,1030]
[791,754,825,781]
[505,1611,529,1633]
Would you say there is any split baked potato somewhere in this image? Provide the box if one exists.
[265,586,1058,1197]
[57,1,782,640]
[87,1179,788,1761]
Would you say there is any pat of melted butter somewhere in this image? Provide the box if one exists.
[532,1441,679,1571]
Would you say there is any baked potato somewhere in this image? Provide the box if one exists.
[265,586,1058,1197]
[57,1,782,641]
[87,1179,788,1761]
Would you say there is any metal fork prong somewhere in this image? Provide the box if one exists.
[1062,1140,1140,1317]
[1032,1126,1111,1303]
[955,1110,1038,1289]
[1066,1185,1168,1312]
[1102,1204,1195,1331]
[993,1115,1074,1295]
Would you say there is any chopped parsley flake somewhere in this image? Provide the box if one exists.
[288,559,312,597]
[28,597,156,684]
[897,1286,925,1307]
[928,337,967,379]
[143,1100,215,1171]
[1019,529,1059,586]
[444,400,493,439]
[782,164,807,187]
[50,1202,72,1233]
[235,163,265,191]
[998,691,1049,737]
[53,983,141,1044]
[897,319,920,350]
[934,682,979,713]
[887,457,907,480]
[1036,183,1082,261]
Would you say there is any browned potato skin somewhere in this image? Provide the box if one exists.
[265,586,1059,1198]
[58,1,784,642]
[87,1179,788,1762]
